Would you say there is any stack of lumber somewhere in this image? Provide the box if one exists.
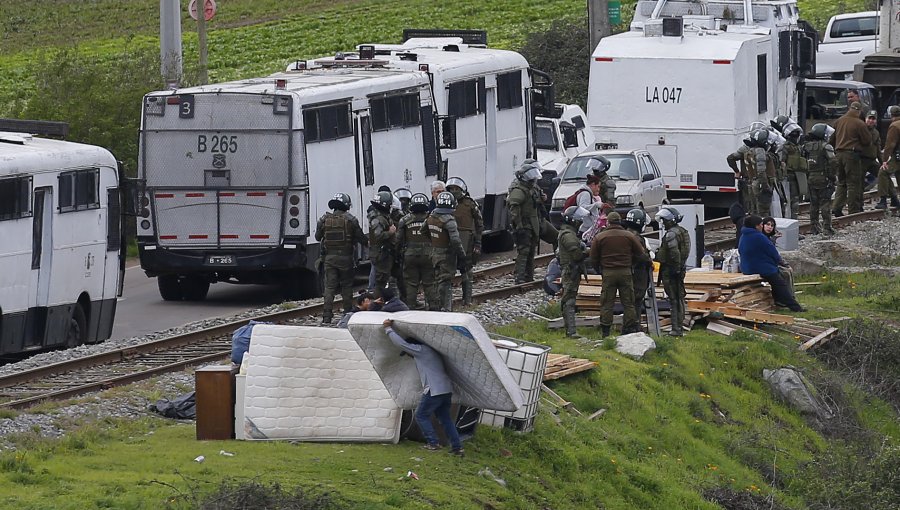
[543,353,597,381]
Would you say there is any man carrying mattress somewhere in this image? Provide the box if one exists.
[382,319,464,457]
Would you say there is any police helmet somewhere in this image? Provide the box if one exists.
[809,123,829,141]
[409,193,429,213]
[771,114,791,133]
[446,177,468,193]
[624,208,648,230]
[371,190,393,210]
[516,159,542,182]
[749,128,769,147]
[656,206,683,225]
[394,188,412,201]
[436,191,457,209]
[585,155,611,175]
[328,192,352,211]
[782,122,802,141]
[562,205,590,227]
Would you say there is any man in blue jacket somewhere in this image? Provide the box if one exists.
[738,215,806,312]
[382,319,463,456]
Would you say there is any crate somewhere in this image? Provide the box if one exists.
[479,334,550,433]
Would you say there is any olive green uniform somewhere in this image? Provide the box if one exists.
[598,173,617,204]
[802,139,837,235]
[625,225,652,316]
[863,125,882,192]
[589,224,649,334]
[829,108,873,215]
[507,178,542,283]
[397,211,437,310]
[656,225,690,336]
[367,208,395,298]
[744,146,777,217]
[315,210,366,322]
[727,145,756,214]
[879,118,900,203]
[452,194,484,305]
[423,211,465,311]
[558,223,587,336]
[779,141,808,219]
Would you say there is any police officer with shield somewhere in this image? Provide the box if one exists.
[315,193,366,325]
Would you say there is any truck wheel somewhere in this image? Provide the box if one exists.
[158,275,184,301]
[65,304,87,348]
[182,278,210,301]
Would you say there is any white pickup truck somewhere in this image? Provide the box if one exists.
[817,11,879,79]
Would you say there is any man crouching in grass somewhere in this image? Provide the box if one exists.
[382,319,464,456]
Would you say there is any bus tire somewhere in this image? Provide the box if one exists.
[158,275,184,301]
[66,304,87,348]
[182,278,210,301]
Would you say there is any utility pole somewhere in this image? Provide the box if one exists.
[160,0,183,88]
[197,0,208,84]
[587,0,611,54]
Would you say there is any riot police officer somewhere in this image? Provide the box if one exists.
[424,191,466,311]
[558,206,590,337]
[367,190,396,298]
[315,193,366,324]
[804,123,837,235]
[745,129,777,217]
[655,207,690,336]
[397,193,437,310]
[507,160,543,283]
[778,123,807,219]
[447,177,484,306]
[394,188,412,215]
[623,208,653,320]
[587,155,616,204]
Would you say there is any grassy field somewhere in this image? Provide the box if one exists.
[0,269,898,509]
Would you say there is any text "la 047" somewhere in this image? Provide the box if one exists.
[645,86,682,104]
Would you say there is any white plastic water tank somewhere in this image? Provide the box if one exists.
[774,218,800,251]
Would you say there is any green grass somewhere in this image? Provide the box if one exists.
[1,271,897,508]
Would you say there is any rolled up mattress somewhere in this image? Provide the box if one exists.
[241,324,401,443]
[347,311,525,411]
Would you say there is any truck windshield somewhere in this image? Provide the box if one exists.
[561,154,640,182]
[534,120,558,150]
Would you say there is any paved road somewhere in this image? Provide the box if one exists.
[109,264,282,341]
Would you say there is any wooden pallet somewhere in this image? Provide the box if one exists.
[543,353,597,381]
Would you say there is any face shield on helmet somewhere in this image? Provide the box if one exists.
[750,128,769,146]
[810,123,829,140]
[409,193,429,213]
[394,188,412,201]
[562,205,590,227]
[445,177,467,193]
[436,191,457,209]
[771,114,791,132]
[517,161,542,182]
[585,156,611,175]
[782,122,802,141]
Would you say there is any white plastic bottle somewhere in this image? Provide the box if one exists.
[701,251,714,271]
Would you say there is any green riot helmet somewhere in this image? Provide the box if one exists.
[624,208,648,230]
[371,190,393,211]
[446,176,467,200]
[409,193,429,213]
[328,192,352,211]
[749,129,769,147]
[562,205,590,228]
[809,123,829,141]
[436,191,457,209]
[782,122,803,142]
[516,159,542,182]
[586,155,611,176]
[771,114,791,133]
[655,206,682,227]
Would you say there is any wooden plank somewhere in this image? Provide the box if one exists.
[708,319,772,338]
[706,321,737,336]
[543,362,598,381]
[742,310,795,324]
[799,327,839,351]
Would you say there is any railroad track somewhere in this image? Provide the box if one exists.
[2,192,892,410]
[0,261,546,410]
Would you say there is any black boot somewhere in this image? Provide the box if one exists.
[832,209,844,217]
[891,194,900,208]
[599,325,611,338]
[875,197,888,210]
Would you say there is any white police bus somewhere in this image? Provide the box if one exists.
[0,131,124,355]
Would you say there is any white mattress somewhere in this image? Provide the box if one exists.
[240,325,401,443]
[347,311,525,411]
